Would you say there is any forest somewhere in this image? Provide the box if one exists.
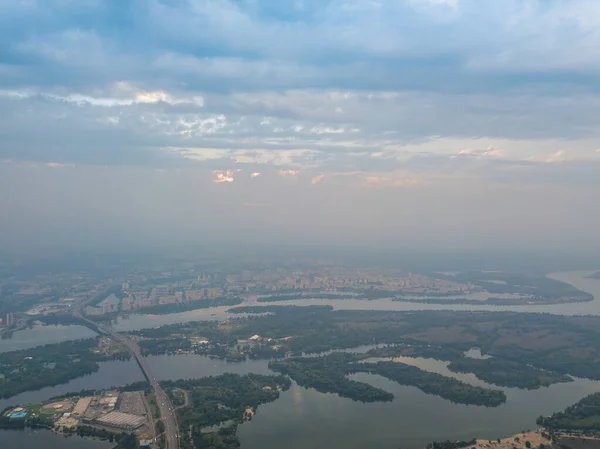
[366,345,572,389]
[538,393,600,430]
[0,338,129,399]
[161,373,291,449]
[269,352,506,406]
[129,306,600,384]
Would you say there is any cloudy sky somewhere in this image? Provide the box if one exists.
[1,0,600,253]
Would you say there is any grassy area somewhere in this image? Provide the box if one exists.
[147,393,161,419]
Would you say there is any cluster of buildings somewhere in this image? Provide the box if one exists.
[81,266,480,317]
[83,284,229,316]
[7,260,481,321]
[0,313,14,327]
[5,390,152,437]
[219,267,478,296]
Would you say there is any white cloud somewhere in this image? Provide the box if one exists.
[361,174,423,188]
[250,172,261,178]
[167,147,225,161]
[2,82,204,108]
[278,170,300,177]
[412,0,460,9]
[311,174,325,185]
[212,169,237,183]
[545,150,566,163]
[309,126,345,135]
[456,147,505,159]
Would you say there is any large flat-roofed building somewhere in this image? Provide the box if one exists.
[72,397,93,416]
[89,411,146,431]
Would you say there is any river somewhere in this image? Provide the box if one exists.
[3,350,599,449]
[2,429,112,449]
[111,271,600,332]
[138,352,600,449]
[4,272,599,342]
[236,270,600,316]
[0,324,97,353]
[2,270,600,449]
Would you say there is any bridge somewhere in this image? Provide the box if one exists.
[75,311,180,449]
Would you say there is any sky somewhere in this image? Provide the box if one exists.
[1,0,600,254]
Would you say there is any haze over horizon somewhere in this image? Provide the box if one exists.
[1,0,600,253]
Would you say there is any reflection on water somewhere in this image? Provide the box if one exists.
[111,306,244,332]
[145,353,273,379]
[0,359,144,412]
[1,271,600,449]
[0,324,97,353]
[239,355,600,449]
[108,271,600,334]
[2,429,112,449]
[242,271,600,317]
[0,351,598,449]
[3,272,599,352]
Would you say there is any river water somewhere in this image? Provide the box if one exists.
[3,350,599,449]
[0,324,97,353]
[2,270,600,449]
[139,352,600,449]
[108,271,600,332]
[3,429,112,449]
[239,270,600,316]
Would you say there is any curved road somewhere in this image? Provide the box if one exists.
[75,311,180,449]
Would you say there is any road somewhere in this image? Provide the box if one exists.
[115,334,180,449]
[74,311,180,449]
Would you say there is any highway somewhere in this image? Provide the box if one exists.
[112,333,180,449]
[74,311,180,449]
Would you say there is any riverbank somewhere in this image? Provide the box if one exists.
[473,430,549,449]
[469,430,600,449]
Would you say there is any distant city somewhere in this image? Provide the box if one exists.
[0,256,480,325]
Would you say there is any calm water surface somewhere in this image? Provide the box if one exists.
[242,270,600,316]
[0,324,97,353]
[0,359,144,411]
[3,429,112,449]
[1,351,599,449]
[111,306,233,332]
[108,271,600,333]
[2,271,600,449]
[237,352,600,449]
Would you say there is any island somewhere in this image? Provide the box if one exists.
[366,345,573,390]
[0,337,130,399]
[269,352,506,406]
[161,373,291,449]
[1,384,153,448]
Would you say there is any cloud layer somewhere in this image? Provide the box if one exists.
[2,1,600,251]
[2,0,600,181]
